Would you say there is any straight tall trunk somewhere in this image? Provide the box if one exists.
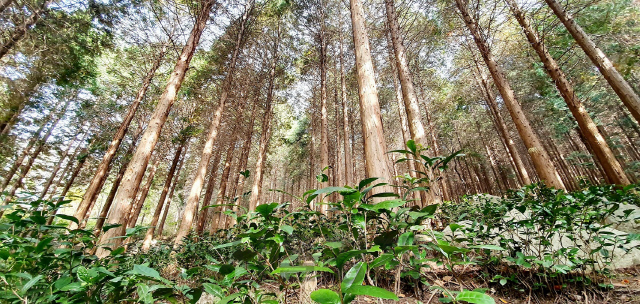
[210,142,237,233]
[196,148,222,234]
[319,4,330,204]
[0,0,53,60]
[339,35,354,186]
[173,1,253,247]
[126,160,159,228]
[349,0,394,189]
[141,143,184,251]
[74,48,166,228]
[40,133,83,199]
[96,1,214,257]
[92,150,133,234]
[45,149,88,225]
[248,27,280,212]
[157,145,187,237]
[1,111,52,192]
[507,0,630,185]
[456,0,565,189]
[544,0,640,123]
[5,100,69,201]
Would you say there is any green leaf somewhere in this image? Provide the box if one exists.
[344,285,398,300]
[360,199,406,211]
[456,290,495,304]
[336,250,368,268]
[398,232,414,246]
[217,293,242,304]
[35,237,53,253]
[325,242,343,249]
[218,264,235,275]
[310,289,341,304]
[370,253,394,269]
[271,266,334,274]
[203,283,224,297]
[420,204,439,216]
[341,262,366,291]
[256,203,279,218]
[469,245,505,251]
[55,214,79,224]
[280,225,294,235]
[21,275,43,293]
[211,239,244,250]
[316,173,329,183]
[130,264,162,280]
[406,140,417,153]
[358,177,379,190]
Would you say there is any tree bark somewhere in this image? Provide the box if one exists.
[45,149,89,225]
[126,160,159,229]
[40,132,83,199]
[141,143,184,251]
[544,0,640,124]
[157,144,187,237]
[339,35,354,187]
[319,2,330,212]
[349,0,394,191]
[456,0,565,189]
[96,1,214,257]
[196,148,222,234]
[73,48,166,229]
[173,1,253,247]
[507,0,630,185]
[210,141,237,233]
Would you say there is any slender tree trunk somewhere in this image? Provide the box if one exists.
[92,151,132,234]
[141,142,183,251]
[96,1,214,257]
[74,48,166,229]
[0,102,24,137]
[0,0,53,60]
[1,113,51,192]
[319,2,330,208]
[210,142,237,233]
[126,160,159,228]
[157,144,187,237]
[248,27,280,212]
[233,104,257,200]
[471,50,531,186]
[456,0,565,189]
[339,35,354,186]
[5,100,69,201]
[544,0,640,123]
[196,148,222,234]
[40,132,83,199]
[45,149,88,225]
[349,0,394,190]
[507,0,630,186]
[173,1,253,247]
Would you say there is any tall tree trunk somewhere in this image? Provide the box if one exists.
[544,0,640,123]
[456,0,565,189]
[173,1,253,247]
[339,35,354,186]
[1,111,52,192]
[248,26,280,212]
[92,149,133,234]
[319,2,330,210]
[74,48,166,229]
[471,48,532,186]
[126,160,159,229]
[349,0,394,190]
[157,144,187,237]
[0,0,53,60]
[210,142,237,233]
[507,0,630,186]
[45,149,89,225]
[0,102,24,137]
[142,143,184,251]
[40,132,83,199]
[196,148,222,234]
[96,1,214,257]
[5,99,69,201]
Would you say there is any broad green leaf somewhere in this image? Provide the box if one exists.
[370,253,394,269]
[271,266,334,274]
[280,225,294,235]
[360,199,406,211]
[310,289,340,304]
[358,177,379,190]
[456,290,495,304]
[203,283,224,297]
[398,232,414,246]
[344,285,398,300]
[406,140,417,153]
[469,245,505,251]
[35,237,53,253]
[341,262,366,291]
[55,214,79,224]
[325,242,343,249]
[217,293,242,304]
[130,264,162,280]
[21,275,43,293]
